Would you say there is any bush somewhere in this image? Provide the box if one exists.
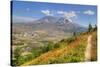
[54,43,60,48]
[41,42,54,52]
[66,37,75,44]
[12,47,21,66]
[32,49,43,58]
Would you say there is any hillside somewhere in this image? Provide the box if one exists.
[21,31,97,66]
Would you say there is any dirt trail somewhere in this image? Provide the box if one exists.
[85,35,92,61]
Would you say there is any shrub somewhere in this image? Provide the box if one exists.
[66,37,75,44]
[54,43,60,48]
[12,47,21,66]
[32,49,43,58]
[41,43,54,52]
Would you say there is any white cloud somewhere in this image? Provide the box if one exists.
[41,10,53,16]
[57,11,65,14]
[57,11,77,19]
[84,10,95,15]
[57,11,77,22]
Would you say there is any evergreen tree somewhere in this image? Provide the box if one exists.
[88,23,92,32]
[73,32,76,36]
[94,24,97,31]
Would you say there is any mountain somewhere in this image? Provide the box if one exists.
[32,16,87,33]
[37,16,58,23]
[13,16,87,39]
[54,17,87,33]
[56,17,71,25]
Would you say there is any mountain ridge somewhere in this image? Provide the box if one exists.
[13,16,87,34]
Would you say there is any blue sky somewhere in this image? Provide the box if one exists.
[12,1,97,27]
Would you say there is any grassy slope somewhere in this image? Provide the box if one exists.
[21,31,97,66]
